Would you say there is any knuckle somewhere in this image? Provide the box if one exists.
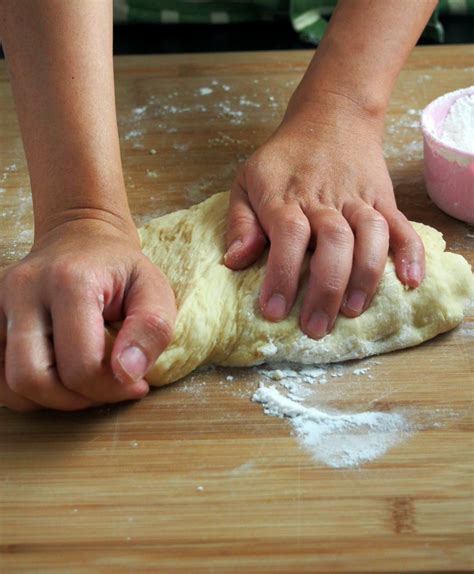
[245,153,265,175]
[354,208,389,234]
[368,214,389,236]
[318,218,353,246]
[321,280,344,299]
[229,211,255,231]
[49,260,94,295]
[142,312,174,346]
[60,360,103,392]
[49,261,80,291]
[312,274,345,299]
[4,265,36,295]
[266,266,295,294]
[276,215,311,242]
[363,259,384,284]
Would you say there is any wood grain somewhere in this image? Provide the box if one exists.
[0,45,473,573]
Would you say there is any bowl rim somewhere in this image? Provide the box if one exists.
[421,85,474,160]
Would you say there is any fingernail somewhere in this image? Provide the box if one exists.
[265,293,287,320]
[224,239,243,260]
[406,262,422,285]
[345,289,366,315]
[307,311,329,339]
[118,346,148,381]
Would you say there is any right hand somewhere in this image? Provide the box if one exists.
[0,218,176,412]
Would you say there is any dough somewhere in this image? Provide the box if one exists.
[134,192,472,386]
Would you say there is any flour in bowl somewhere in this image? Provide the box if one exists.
[441,93,474,154]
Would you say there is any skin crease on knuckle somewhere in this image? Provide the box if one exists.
[3,263,38,299]
[309,255,347,299]
[359,258,384,286]
[316,220,354,252]
[138,312,174,350]
[262,212,309,285]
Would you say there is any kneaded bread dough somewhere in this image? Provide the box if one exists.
[135,191,472,386]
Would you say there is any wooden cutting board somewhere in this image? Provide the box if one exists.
[0,45,473,573]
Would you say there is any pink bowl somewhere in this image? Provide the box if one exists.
[421,86,474,224]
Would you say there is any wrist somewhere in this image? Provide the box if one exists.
[283,89,386,143]
[31,169,137,238]
[32,212,140,253]
[290,37,392,128]
[32,180,138,245]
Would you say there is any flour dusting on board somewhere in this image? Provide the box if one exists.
[253,363,414,468]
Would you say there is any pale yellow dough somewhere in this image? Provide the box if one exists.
[136,191,473,386]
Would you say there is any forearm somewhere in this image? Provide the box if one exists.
[0,0,133,237]
[289,0,438,121]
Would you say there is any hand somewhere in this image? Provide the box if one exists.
[224,94,425,339]
[0,218,176,412]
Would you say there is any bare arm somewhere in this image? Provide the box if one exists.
[0,0,132,236]
[0,1,175,412]
[226,0,437,338]
[290,0,438,119]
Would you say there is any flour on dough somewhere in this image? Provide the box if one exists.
[133,192,473,386]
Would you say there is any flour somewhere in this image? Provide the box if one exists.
[251,360,422,469]
[253,382,413,469]
[197,87,213,96]
[441,93,474,154]
[258,364,327,384]
[384,108,423,164]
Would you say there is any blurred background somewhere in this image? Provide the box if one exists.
[1,0,473,58]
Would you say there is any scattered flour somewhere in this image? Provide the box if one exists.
[384,108,423,163]
[353,367,370,376]
[132,106,147,117]
[441,93,474,154]
[258,364,327,384]
[124,129,143,141]
[252,361,419,469]
[253,383,413,469]
[172,143,190,152]
[197,87,213,96]
[258,340,278,357]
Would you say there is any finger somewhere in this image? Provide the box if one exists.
[376,202,426,288]
[259,205,311,322]
[0,378,40,412]
[341,203,389,317]
[0,310,39,412]
[300,211,354,338]
[224,177,267,270]
[51,278,149,403]
[111,263,176,385]
[4,302,94,411]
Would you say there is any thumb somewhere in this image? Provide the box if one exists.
[224,178,267,270]
[111,263,176,384]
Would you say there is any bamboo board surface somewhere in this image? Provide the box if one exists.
[0,45,473,573]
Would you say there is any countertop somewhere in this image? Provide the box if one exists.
[0,45,473,572]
